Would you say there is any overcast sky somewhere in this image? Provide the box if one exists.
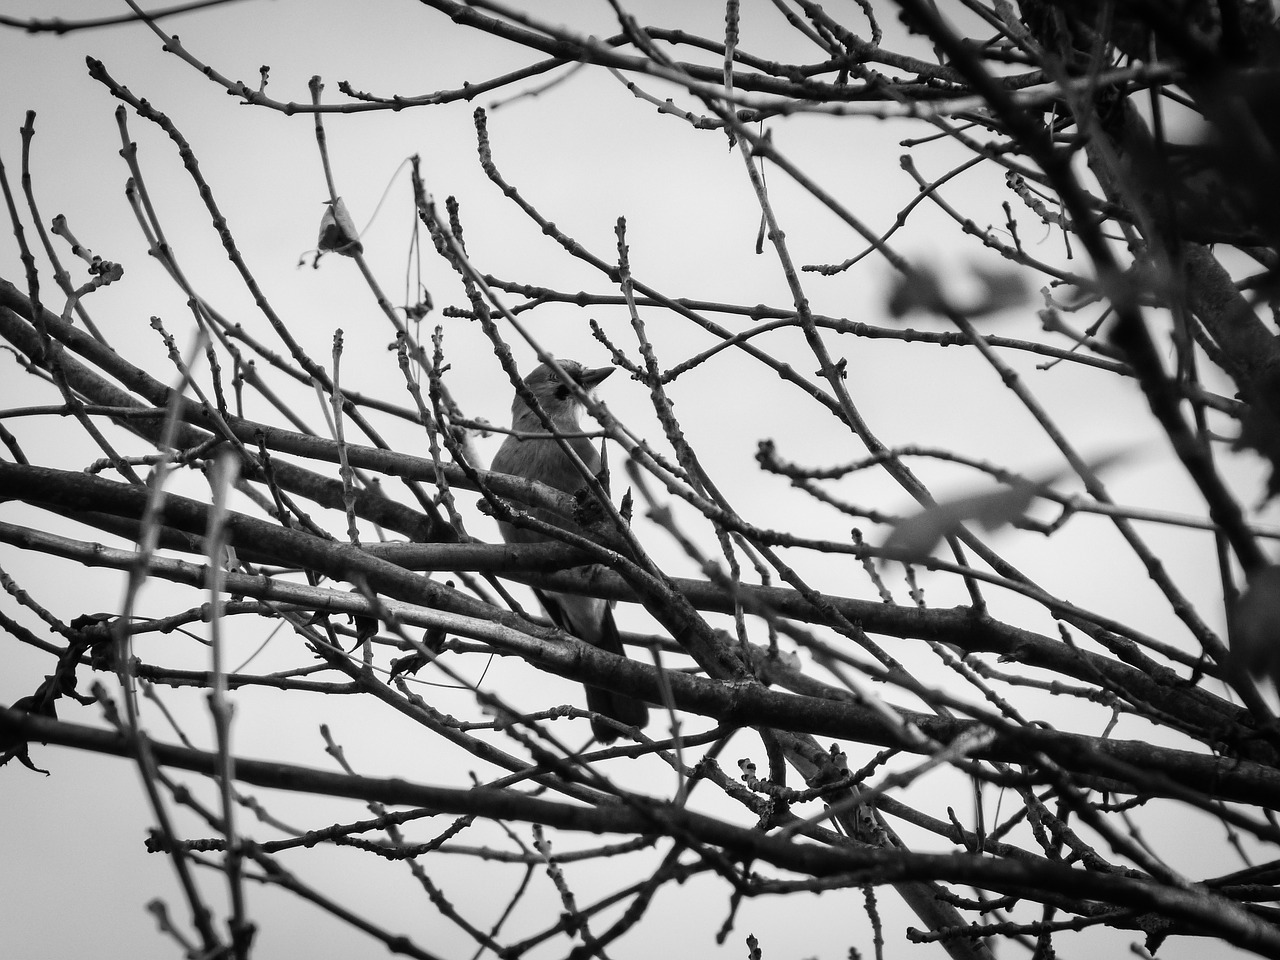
[2,2,1273,959]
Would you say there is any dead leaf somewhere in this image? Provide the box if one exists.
[317,197,363,257]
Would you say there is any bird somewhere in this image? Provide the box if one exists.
[489,359,649,744]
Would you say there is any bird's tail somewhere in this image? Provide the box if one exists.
[585,681,649,744]
[541,588,650,744]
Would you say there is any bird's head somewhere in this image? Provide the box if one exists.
[513,360,614,426]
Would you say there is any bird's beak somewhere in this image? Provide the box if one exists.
[578,365,614,388]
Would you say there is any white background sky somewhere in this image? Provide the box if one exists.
[1,2,1274,959]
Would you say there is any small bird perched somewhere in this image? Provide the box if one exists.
[489,360,649,743]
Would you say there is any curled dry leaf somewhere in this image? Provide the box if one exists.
[388,626,449,682]
[317,197,363,257]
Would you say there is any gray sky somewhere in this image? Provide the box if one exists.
[1,2,1271,959]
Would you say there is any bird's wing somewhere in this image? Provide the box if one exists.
[537,586,618,652]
